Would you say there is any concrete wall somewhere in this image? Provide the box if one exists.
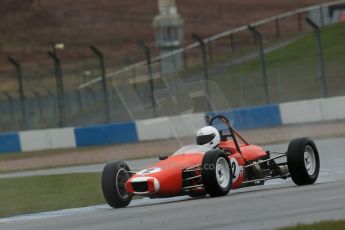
[0,96,344,154]
[280,99,323,124]
[279,96,345,124]
[0,133,21,153]
[320,96,345,121]
[74,122,138,147]
[19,128,76,152]
[136,113,205,141]
[136,117,175,141]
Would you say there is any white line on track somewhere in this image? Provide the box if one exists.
[0,197,189,225]
[0,205,108,225]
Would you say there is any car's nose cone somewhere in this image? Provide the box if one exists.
[126,176,160,194]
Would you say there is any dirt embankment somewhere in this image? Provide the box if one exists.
[0,0,327,68]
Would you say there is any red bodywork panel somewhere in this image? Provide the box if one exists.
[228,152,245,188]
[219,140,268,162]
[126,140,268,197]
[240,145,268,162]
[127,153,203,196]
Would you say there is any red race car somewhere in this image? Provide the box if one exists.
[101,114,320,208]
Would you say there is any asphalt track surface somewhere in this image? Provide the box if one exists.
[1,137,345,230]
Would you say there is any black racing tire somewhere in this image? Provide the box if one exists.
[287,138,320,186]
[101,161,132,208]
[201,150,232,197]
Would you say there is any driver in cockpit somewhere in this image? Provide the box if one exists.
[196,126,221,149]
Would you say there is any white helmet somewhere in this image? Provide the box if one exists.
[196,126,221,149]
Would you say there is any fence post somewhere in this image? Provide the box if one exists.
[183,50,188,71]
[8,57,27,130]
[208,41,214,62]
[76,89,83,113]
[297,13,303,32]
[229,33,235,52]
[64,92,71,118]
[90,45,111,123]
[275,19,280,39]
[48,51,65,127]
[47,90,57,119]
[131,64,138,92]
[4,93,15,124]
[33,90,43,121]
[319,6,324,27]
[276,67,283,102]
[248,25,270,104]
[191,32,212,112]
[306,17,327,97]
[138,41,156,116]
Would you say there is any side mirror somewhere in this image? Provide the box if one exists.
[159,155,169,160]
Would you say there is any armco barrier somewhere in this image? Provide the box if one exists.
[0,132,21,153]
[74,122,138,147]
[0,97,344,154]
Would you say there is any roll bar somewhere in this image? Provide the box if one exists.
[206,114,243,153]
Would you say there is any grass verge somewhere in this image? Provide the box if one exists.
[278,220,345,230]
[0,173,103,218]
[0,145,101,161]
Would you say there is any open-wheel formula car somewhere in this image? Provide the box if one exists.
[101,114,320,208]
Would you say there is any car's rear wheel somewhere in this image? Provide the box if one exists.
[201,150,232,197]
[101,161,132,208]
[287,138,320,185]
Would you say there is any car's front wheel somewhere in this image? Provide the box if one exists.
[101,161,132,208]
[201,150,232,197]
[287,138,320,185]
